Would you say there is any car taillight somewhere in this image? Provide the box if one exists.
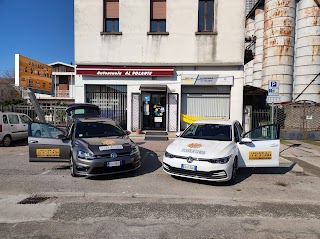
[0,124,2,132]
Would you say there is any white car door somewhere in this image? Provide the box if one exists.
[237,125,280,168]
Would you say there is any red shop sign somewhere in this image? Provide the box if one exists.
[76,65,174,77]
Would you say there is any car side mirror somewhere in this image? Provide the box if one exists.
[57,134,67,140]
[124,130,131,135]
[240,137,252,144]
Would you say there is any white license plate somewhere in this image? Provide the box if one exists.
[99,145,123,151]
[181,164,197,171]
[107,161,122,167]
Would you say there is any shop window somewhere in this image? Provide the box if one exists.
[150,0,167,33]
[104,0,120,33]
[198,0,214,32]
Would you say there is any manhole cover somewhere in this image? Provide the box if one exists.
[18,196,53,204]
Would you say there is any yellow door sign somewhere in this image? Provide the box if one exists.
[249,151,272,160]
[36,148,60,158]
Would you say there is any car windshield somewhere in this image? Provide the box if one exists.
[181,123,232,141]
[75,122,125,138]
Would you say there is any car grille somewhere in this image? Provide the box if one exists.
[94,152,131,159]
[89,163,136,175]
[168,154,214,162]
[163,163,227,180]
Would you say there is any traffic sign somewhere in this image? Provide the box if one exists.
[266,96,281,104]
[268,80,279,96]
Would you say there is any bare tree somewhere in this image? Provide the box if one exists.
[0,70,25,105]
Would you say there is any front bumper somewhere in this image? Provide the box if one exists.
[162,155,234,182]
[73,153,141,177]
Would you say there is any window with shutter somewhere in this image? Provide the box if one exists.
[104,0,120,33]
[150,0,166,33]
[198,0,215,32]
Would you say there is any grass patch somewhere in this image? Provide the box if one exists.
[280,139,290,145]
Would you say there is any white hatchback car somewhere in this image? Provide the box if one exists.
[0,112,32,146]
[163,120,280,183]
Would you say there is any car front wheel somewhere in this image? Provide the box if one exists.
[70,155,79,177]
[228,157,237,184]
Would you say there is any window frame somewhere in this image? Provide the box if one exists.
[149,0,168,35]
[102,0,122,35]
[197,0,216,34]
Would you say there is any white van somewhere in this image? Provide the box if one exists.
[0,112,32,146]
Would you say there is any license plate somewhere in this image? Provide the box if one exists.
[99,145,123,151]
[249,151,272,160]
[181,164,197,171]
[107,161,122,167]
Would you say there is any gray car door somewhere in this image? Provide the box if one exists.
[28,122,71,162]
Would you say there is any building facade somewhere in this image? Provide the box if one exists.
[74,0,246,131]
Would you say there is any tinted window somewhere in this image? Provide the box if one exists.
[75,122,125,138]
[244,125,278,141]
[181,123,232,141]
[19,115,31,123]
[8,114,20,124]
[3,115,8,124]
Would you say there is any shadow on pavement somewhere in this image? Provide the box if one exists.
[171,165,295,186]
[88,146,162,181]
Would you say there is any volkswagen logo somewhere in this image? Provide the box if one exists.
[110,153,118,158]
[187,157,195,163]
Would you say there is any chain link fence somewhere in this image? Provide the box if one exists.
[276,101,320,134]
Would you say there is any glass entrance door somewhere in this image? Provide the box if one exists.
[142,92,166,130]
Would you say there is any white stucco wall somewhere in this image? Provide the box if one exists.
[74,0,246,65]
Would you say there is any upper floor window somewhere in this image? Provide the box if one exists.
[150,0,166,32]
[198,0,214,32]
[104,0,119,32]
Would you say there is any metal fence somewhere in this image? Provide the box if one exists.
[277,101,320,132]
[0,105,68,127]
[251,108,272,129]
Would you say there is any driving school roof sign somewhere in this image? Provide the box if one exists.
[76,65,174,77]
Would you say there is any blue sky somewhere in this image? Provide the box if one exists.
[0,0,74,77]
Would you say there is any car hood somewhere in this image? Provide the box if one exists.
[166,137,235,159]
[74,137,133,155]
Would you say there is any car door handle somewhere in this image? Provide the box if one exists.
[29,140,38,144]
[270,144,279,147]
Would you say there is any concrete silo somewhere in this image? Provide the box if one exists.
[245,17,255,86]
[293,0,320,103]
[262,0,296,102]
[253,6,265,88]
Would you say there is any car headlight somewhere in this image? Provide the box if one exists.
[130,145,139,155]
[209,155,231,164]
[77,150,95,160]
[165,151,174,158]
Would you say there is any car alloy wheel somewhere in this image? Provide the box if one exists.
[70,156,79,177]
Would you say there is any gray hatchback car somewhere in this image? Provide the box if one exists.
[28,117,141,177]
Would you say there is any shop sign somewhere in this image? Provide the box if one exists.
[181,74,234,86]
[76,65,174,77]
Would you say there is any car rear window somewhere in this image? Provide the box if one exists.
[3,115,8,124]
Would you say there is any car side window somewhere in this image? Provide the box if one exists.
[19,115,31,124]
[8,114,20,124]
[3,115,8,124]
[243,125,278,141]
[30,122,65,138]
